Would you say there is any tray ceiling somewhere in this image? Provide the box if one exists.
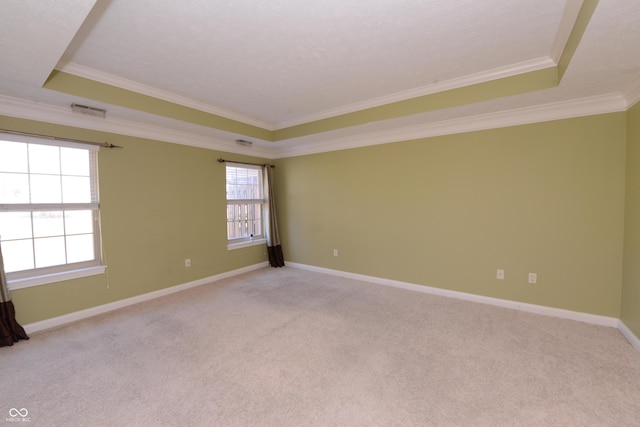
[1,0,639,156]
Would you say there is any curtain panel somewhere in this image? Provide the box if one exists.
[263,164,285,267]
[0,243,29,347]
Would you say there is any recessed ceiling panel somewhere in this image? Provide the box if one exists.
[61,0,565,126]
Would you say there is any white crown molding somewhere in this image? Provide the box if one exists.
[0,95,275,158]
[56,61,276,131]
[58,58,557,133]
[287,262,620,328]
[276,56,556,129]
[274,93,628,158]
[624,73,640,108]
[550,0,584,63]
[1,91,629,161]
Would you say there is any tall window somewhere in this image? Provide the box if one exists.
[225,163,264,247]
[0,135,103,287]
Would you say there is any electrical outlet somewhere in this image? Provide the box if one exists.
[333,249,338,257]
[496,269,505,280]
[185,259,191,268]
[528,272,537,284]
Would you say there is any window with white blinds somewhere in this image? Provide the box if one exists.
[225,163,265,245]
[0,135,103,287]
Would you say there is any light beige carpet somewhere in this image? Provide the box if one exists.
[1,267,639,426]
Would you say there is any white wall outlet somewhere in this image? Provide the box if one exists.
[185,258,191,268]
[496,269,505,280]
[528,272,537,284]
[333,249,338,257]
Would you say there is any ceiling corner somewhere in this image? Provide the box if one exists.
[0,0,98,87]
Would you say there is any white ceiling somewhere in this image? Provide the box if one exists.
[1,0,639,157]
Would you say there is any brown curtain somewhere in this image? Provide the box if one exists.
[263,164,284,267]
[0,243,29,347]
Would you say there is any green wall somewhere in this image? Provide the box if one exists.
[1,116,269,325]
[275,113,627,317]
[622,102,640,337]
[1,110,633,326]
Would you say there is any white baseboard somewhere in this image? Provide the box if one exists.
[24,262,269,334]
[287,262,620,328]
[24,260,640,354]
[618,320,640,353]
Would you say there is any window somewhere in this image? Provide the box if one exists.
[0,135,104,288]
[225,163,265,249]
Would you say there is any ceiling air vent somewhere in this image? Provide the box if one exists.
[70,103,107,118]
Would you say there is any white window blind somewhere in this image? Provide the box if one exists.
[225,163,264,242]
[0,134,103,285]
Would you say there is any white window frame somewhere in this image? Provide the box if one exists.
[225,163,266,250]
[0,134,105,290]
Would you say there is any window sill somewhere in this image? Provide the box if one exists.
[8,265,107,291]
[227,238,266,251]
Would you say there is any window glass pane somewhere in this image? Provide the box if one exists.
[0,172,30,203]
[61,147,90,176]
[65,210,94,235]
[29,144,60,174]
[30,174,62,203]
[226,201,264,240]
[33,211,64,238]
[226,166,262,200]
[34,236,66,268]
[0,138,101,279]
[1,240,34,273]
[252,203,262,235]
[0,212,33,240]
[66,234,94,263]
[225,164,265,242]
[227,204,237,239]
[62,176,91,203]
[0,141,28,173]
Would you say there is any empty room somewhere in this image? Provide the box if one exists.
[1,0,640,425]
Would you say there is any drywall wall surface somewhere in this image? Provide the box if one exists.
[622,102,640,337]
[275,113,626,317]
[1,116,268,324]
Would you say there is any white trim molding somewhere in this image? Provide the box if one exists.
[0,95,275,159]
[618,320,640,353]
[1,91,630,161]
[21,260,640,354]
[23,262,269,334]
[56,62,276,131]
[8,266,106,291]
[276,57,555,129]
[275,93,629,158]
[624,73,640,108]
[227,238,267,251]
[57,58,558,133]
[287,262,620,328]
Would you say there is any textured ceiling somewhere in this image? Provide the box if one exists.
[59,0,564,126]
[0,0,97,86]
[1,0,639,156]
